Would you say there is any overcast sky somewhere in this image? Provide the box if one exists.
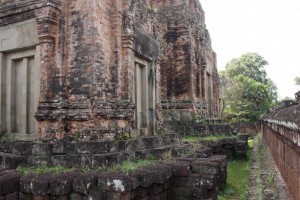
[200,0,300,100]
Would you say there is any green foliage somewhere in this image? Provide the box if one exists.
[115,132,133,141]
[281,96,293,101]
[220,52,278,122]
[106,159,156,174]
[17,164,75,176]
[294,76,300,86]
[225,52,268,84]
[218,138,254,200]
[182,135,231,142]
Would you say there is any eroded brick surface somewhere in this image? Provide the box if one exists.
[0,0,220,139]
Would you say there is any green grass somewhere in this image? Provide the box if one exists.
[106,159,156,174]
[17,158,157,176]
[17,164,76,176]
[182,135,232,142]
[218,139,254,200]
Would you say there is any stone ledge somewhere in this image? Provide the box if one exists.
[0,155,226,199]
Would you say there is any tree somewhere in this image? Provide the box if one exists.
[225,52,268,84]
[294,76,300,86]
[220,53,278,123]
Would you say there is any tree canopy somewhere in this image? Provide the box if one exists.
[220,53,278,123]
[294,76,300,86]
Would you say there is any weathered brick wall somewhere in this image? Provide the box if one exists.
[262,103,300,200]
[231,122,260,136]
[156,0,219,121]
[0,0,220,140]
[0,134,180,170]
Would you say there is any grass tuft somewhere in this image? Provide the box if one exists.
[106,158,156,174]
[182,135,233,142]
[17,164,75,176]
[218,138,254,200]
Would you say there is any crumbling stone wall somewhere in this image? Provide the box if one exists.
[262,102,300,200]
[156,0,219,121]
[231,122,260,136]
[0,131,234,200]
[0,155,227,200]
[0,0,220,140]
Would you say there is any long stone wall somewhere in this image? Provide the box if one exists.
[0,131,240,200]
[0,155,227,200]
[261,101,300,200]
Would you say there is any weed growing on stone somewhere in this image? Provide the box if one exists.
[17,164,75,176]
[267,171,275,186]
[182,135,232,142]
[106,159,156,174]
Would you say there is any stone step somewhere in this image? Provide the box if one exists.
[0,152,27,170]
[172,144,192,157]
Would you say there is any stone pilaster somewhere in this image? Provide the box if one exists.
[34,4,66,139]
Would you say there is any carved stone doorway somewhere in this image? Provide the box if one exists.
[134,57,155,135]
[0,47,40,135]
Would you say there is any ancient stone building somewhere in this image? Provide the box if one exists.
[0,0,220,140]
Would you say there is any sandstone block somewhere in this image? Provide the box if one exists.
[191,160,220,175]
[129,169,155,188]
[4,192,18,200]
[27,156,52,167]
[118,152,136,163]
[69,193,83,200]
[134,149,151,160]
[31,172,54,195]
[135,187,150,198]
[51,155,70,167]
[142,165,172,184]
[0,152,27,170]
[197,147,213,158]
[84,190,105,200]
[49,171,80,195]
[19,192,32,200]
[68,154,92,169]
[92,153,120,169]
[73,173,98,194]
[20,173,36,193]
[76,141,118,154]
[118,140,135,152]
[199,174,216,190]
[31,143,53,156]
[0,170,22,195]
[142,137,162,149]
[12,142,33,156]
[98,173,132,193]
[150,146,172,160]
[52,142,68,155]
[3,142,15,153]
[149,184,163,195]
[166,161,191,177]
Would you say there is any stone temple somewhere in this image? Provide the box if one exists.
[0,0,220,140]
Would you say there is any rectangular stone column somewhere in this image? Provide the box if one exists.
[135,58,149,131]
[6,59,13,133]
[21,58,29,133]
[0,52,5,133]
[201,68,207,100]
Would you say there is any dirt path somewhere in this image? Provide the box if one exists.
[247,135,293,200]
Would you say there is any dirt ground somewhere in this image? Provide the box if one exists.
[247,136,294,200]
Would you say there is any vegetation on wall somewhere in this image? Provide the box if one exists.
[220,53,278,123]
